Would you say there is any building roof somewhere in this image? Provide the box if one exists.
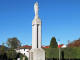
[16,45,32,49]
[41,44,65,48]
[27,49,30,52]
[42,45,49,48]
[60,44,65,47]
[26,46,50,52]
[61,44,67,48]
[16,44,66,50]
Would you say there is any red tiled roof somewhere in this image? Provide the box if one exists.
[60,44,64,47]
[42,44,65,48]
[17,44,65,52]
[42,46,49,48]
[17,45,31,49]
[17,44,65,49]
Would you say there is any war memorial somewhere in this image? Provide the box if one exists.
[28,2,45,60]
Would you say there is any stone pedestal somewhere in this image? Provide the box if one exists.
[29,49,45,60]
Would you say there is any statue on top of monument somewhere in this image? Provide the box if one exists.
[34,2,39,16]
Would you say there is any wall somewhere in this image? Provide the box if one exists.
[15,49,29,58]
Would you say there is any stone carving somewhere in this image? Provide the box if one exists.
[34,2,39,16]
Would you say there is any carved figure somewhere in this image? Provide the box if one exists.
[34,2,39,16]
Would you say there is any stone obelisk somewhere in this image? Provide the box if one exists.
[29,2,45,60]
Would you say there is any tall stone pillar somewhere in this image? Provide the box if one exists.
[29,2,45,60]
[32,26,34,49]
[34,25,37,49]
[38,25,41,49]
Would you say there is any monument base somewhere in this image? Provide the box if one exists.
[29,48,45,60]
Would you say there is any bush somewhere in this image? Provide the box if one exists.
[16,53,28,60]
[6,49,17,59]
[13,59,16,60]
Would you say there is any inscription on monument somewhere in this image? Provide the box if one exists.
[36,52,45,59]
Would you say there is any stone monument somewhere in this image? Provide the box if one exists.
[28,2,45,60]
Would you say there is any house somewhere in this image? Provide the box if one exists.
[61,44,67,48]
[15,44,66,58]
[15,45,31,58]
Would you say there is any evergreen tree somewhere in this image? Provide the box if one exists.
[49,37,58,48]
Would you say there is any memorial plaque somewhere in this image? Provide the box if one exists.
[36,52,45,59]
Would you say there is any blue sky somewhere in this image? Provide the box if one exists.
[0,0,80,47]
